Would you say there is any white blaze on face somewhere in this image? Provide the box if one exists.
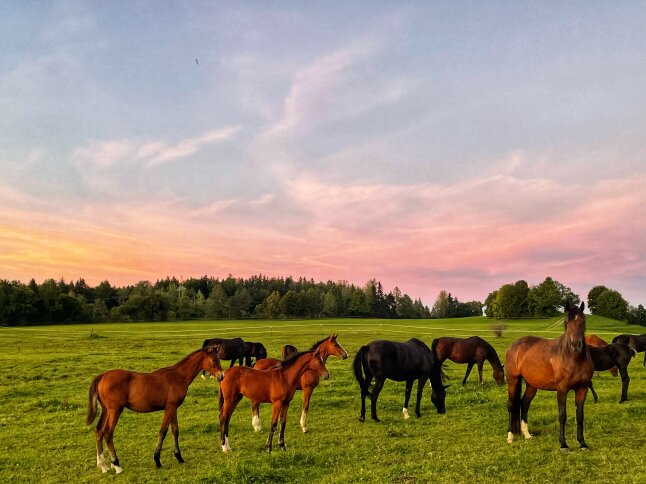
[300,410,308,432]
[521,420,532,439]
[252,414,262,432]
[402,408,410,419]
[507,432,514,444]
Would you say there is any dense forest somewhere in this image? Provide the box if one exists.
[1,274,643,327]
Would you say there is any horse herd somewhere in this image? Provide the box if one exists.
[86,304,646,474]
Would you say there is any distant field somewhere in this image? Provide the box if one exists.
[0,316,644,483]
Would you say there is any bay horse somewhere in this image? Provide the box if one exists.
[612,333,646,367]
[433,336,505,386]
[219,348,329,453]
[251,334,348,432]
[86,345,224,473]
[353,338,447,422]
[505,301,594,451]
[585,334,618,377]
[588,343,636,403]
[281,344,298,360]
[244,341,268,366]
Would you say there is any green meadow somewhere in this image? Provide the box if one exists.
[0,316,644,483]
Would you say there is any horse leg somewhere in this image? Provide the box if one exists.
[104,407,124,473]
[251,401,262,432]
[153,408,174,468]
[477,360,484,385]
[557,390,569,452]
[266,402,281,453]
[574,387,590,450]
[414,376,428,417]
[220,395,241,453]
[170,412,184,464]
[462,363,474,385]
[506,376,522,443]
[94,405,110,473]
[402,379,413,419]
[589,380,598,403]
[618,365,630,403]
[278,401,290,450]
[370,379,385,422]
[300,386,313,432]
[359,370,373,423]
[520,385,537,439]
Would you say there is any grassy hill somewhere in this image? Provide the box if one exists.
[0,316,644,482]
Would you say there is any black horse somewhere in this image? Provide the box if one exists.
[353,338,448,422]
[588,343,636,403]
[243,342,268,366]
[202,337,248,368]
[612,333,646,367]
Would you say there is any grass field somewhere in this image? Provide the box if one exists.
[0,316,645,483]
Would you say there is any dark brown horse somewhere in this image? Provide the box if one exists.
[251,334,348,432]
[506,302,594,451]
[243,341,268,366]
[353,338,447,422]
[588,343,636,403]
[433,336,505,385]
[86,345,224,473]
[219,348,329,453]
[202,337,247,367]
[612,333,646,367]
[585,334,618,377]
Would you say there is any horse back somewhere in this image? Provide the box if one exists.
[586,334,609,347]
[366,339,432,381]
[99,369,169,412]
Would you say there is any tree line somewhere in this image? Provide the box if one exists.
[1,274,643,327]
[0,275,432,325]
[483,277,645,326]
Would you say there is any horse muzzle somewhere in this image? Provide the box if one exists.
[215,372,225,382]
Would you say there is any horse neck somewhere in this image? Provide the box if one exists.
[170,350,206,385]
[486,349,503,370]
[318,340,334,363]
[282,352,317,385]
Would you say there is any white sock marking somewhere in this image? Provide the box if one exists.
[521,420,532,439]
[300,410,308,432]
[252,414,262,432]
[111,462,123,474]
[507,431,514,444]
[402,408,410,419]
[97,453,110,473]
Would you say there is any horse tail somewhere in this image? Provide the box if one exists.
[86,374,102,426]
[509,375,522,434]
[353,346,371,397]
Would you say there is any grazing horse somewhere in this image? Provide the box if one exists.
[612,333,646,367]
[219,348,329,453]
[244,341,268,366]
[433,336,505,386]
[588,343,636,403]
[251,334,348,432]
[202,337,247,367]
[353,338,447,422]
[506,302,594,451]
[585,335,618,377]
[86,346,224,473]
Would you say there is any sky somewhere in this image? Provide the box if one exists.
[1,1,645,306]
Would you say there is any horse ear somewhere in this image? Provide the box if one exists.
[579,301,585,312]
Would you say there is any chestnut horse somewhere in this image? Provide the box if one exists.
[251,334,348,432]
[588,343,636,403]
[433,336,505,386]
[585,334,618,377]
[612,333,646,367]
[506,302,594,451]
[353,338,447,422]
[219,348,329,453]
[86,345,224,473]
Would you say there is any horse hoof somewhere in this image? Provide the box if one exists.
[507,432,514,444]
[372,417,380,422]
[560,447,569,453]
[358,416,364,423]
[174,453,184,464]
[100,466,110,474]
[581,446,591,452]
[301,427,308,433]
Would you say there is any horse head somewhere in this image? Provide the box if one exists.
[325,333,348,360]
[564,301,586,354]
[494,364,506,386]
[205,344,225,381]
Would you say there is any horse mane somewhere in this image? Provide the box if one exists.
[280,349,316,369]
[308,336,330,351]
